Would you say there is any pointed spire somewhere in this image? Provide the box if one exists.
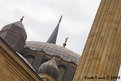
[47,16,63,44]
[58,15,62,23]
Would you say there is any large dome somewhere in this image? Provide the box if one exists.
[25,41,80,65]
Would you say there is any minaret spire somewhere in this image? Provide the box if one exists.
[47,16,62,44]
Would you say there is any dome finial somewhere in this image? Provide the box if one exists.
[63,37,69,48]
[20,16,24,22]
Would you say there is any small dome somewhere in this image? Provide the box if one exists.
[0,21,27,53]
[25,41,80,65]
[1,21,27,40]
[38,57,59,79]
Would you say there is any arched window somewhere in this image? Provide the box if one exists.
[57,65,66,81]
[26,55,34,64]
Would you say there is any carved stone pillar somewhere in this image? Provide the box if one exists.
[73,0,121,81]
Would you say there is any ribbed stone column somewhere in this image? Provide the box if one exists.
[73,0,121,81]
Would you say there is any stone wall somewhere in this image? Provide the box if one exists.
[0,38,42,81]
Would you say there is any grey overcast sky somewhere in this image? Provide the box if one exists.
[0,0,101,54]
[0,0,120,77]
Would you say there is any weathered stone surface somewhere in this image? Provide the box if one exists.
[73,0,121,81]
[0,38,42,81]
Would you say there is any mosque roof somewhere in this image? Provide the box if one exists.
[25,41,80,65]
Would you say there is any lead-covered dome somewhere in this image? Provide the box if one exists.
[1,21,27,40]
[38,57,59,79]
[0,20,27,53]
[25,41,80,65]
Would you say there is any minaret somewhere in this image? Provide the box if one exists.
[47,16,62,44]
[73,0,121,81]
